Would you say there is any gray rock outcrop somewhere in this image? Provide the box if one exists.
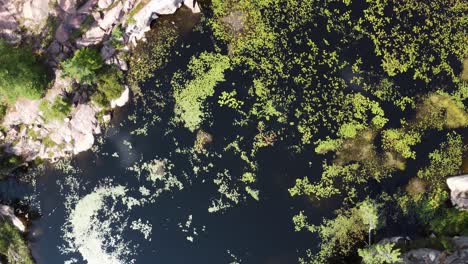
[21,0,50,31]
[0,205,25,232]
[0,0,21,43]
[400,236,468,264]
[447,175,468,210]
[125,0,184,45]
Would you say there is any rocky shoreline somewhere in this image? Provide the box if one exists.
[0,0,200,162]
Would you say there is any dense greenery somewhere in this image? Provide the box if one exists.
[61,47,103,84]
[0,221,34,264]
[357,0,468,82]
[0,41,47,104]
[91,66,125,108]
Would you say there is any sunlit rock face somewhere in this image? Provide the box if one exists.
[0,204,25,232]
[0,0,192,162]
[125,0,184,45]
[447,175,468,210]
[21,0,50,30]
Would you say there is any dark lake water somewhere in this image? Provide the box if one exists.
[11,93,322,264]
[0,6,466,264]
[0,11,326,264]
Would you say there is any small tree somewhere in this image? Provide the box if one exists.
[61,47,103,84]
[359,199,380,245]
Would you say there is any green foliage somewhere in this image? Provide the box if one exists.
[0,221,34,264]
[240,172,256,184]
[92,66,125,107]
[292,211,313,232]
[218,90,244,110]
[61,47,103,84]
[417,132,464,189]
[0,41,47,103]
[382,129,421,159]
[0,103,6,122]
[358,243,402,264]
[315,137,342,154]
[462,58,468,81]
[358,0,468,82]
[430,208,468,236]
[359,199,379,232]
[109,26,124,49]
[307,200,381,263]
[42,16,60,48]
[39,96,72,122]
[172,52,230,131]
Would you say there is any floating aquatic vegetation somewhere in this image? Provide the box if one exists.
[130,219,152,241]
[178,214,202,242]
[208,169,243,213]
[227,249,242,264]
[52,159,81,174]
[128,158,183,203]
[61,181,136,264]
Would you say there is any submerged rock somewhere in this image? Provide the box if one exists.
[447,175,468,210]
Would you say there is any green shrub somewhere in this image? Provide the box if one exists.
[0,221,34,264]
[109,26,124,49]
[430,208,468,236]
[417,132,464,189]
[91,67,125,107]
[0,40,47,103]
[39,96,72,122]
[61,47,103,84]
